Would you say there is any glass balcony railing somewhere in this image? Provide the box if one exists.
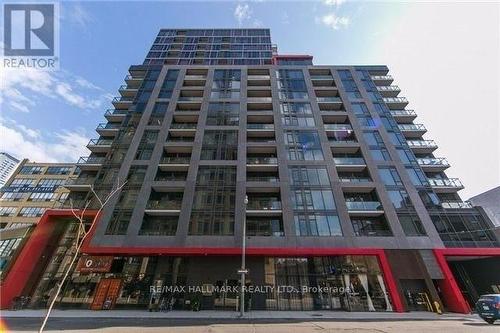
[178,96,203,102]
[160,157,191,164]
[383,97,408,104]
[417,157,449,167]
[88,139,113,146]
[428,178,463,188]
[317,97,342,103]
[247,124,275,130]
[112,96,133,103]
[333,157,365,165]
[247,157,278,165]
[339,177,372,183]
[77,156,105,165]
[119,84,136,92]
[324,124,352,131]
[65,177,94,186]
[96,123,120,130]
[170,123,197,129]
[184,75,207,80]
[407,140,437,149]
[166,137,194,143]
[247,175,279,182]
[248,97,273,102]
[247,200,282,210]
[398,124,426,131]
[377,85,400,91]
[390,109,416,117]
[247,75,270,80]
[146,200,182,210]
[441,201,473,209]
[310,75,334,80]
[104,109,127,117]
[371,75,393,81]
[346,201,383,211]
[124,74,143,81]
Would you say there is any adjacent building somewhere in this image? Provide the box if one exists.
[2,29,499,313]
[0,160,77,277]
[0,152,20,187]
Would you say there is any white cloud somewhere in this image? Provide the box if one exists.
[234,3,252,25]
[0,117,89,163]
[317,13,350,30]
[0,68,110,113]
[323,0,346,7]
[62,2,93,29]
[282,12,290,25]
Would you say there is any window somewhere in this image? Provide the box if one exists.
[406,167,428,186]
[284,130,324,161]
[211,69,240,99]
[139,215,178,236]
[370,148,391,161]
[398,215,426,236]
[206,103,239,125]
[200,130,238,160]
[18,207,45,217]
[127,166,148,184]
[0,192,24,201]
[292,189,335,210]
[46,166,72,175]
[38,179,65,187]
[149,102,169,125]
[0,207,17,217]
[351,216,392,236]
[189,166,236,235]
[378,167,402,186]
[289,167,330,186]
[10,178,34,187]
[351,103,369,115]
[105,211,132,235]
[247,217,284,237]
[19,166,43,175]
[158,69,179,98]
[387,190,412,209]
[396,148,415,164]
[28,192,56,202]
[277,70,308,100]
[294,213,342,236]
[363,131,384,146]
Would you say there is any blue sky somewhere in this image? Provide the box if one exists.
[1,1,498,198]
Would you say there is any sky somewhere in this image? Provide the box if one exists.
[0,0,499,199]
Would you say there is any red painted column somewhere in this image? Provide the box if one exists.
[433,249,470,314]
[379,250,405,312]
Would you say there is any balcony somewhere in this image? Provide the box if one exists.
[104,109,127,122]
[377,85,400,97]
[317,97,342,103]
[96,123,120,137]
[370,75,393,85]
[383,97,408,109]
[390,109,417,123]
[64,177,93,191]
[87,138,113,153]
[247,75,271,87]
[159,156,190,171]
[247,123,275,130]
[324,124,352,131]
[183,75,206,87]
[441,201,473,209]
[310,75,335,87]
[398,123,427,138]
[76,157,104,170]
[124,74,143,88]
[118,84,138,97]
[346,201,384,216]
[407,140,438,153]
[169,123,197,135]
[112,96,133,109]
[246,198,282,215]
[333,157,366,171]
[247,157,278,171]
[417,157,450,171]
[145,200,182,215]
[428,178,464,192]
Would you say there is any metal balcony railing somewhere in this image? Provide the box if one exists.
[398,124,426,131]
[146,200,182,210]
[247,200,282,210]
[333,157,365,165]
[407,140,437,148]
[377,85,400,91]
[170,123,197,129]
[88,139,113,146]
[96,123,120,130]
[247,124,275,130]
[383,97,408,104]
[339,177,372,183]
[371,75,393,81]
[77,156,105,165]
[390,109,416,117]
[324,124,352,131]
[417,157,449,167]
[317,97,342,103]
[160,157,191,164]
[441,201,473,209]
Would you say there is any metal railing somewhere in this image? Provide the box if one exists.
[333,157,365,165]
[247,124,275,130]
[417,157,449,167]
[146,200,182,210]
[441,201,473,209]
[170,123,197,129]
[339,177,372,183]
[371,75,393,81]
[407,140,437,148]
[383,97,408,104]
[160,157,191,164]
[377,85,400,91]
[77,156,105,164]
[324,124,352,131]
[247,200,282,210]
[390,109,416,117]
[96,123,120,130]
[310,75,333,80]
[87,138,113,146]
[317,97,342,103]
[398,124,426,131]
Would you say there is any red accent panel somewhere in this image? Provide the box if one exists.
[433,248,500,314]
[380,250,405,313]
[0,209,97,309]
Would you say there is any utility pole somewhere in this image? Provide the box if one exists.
[239,195,248,317]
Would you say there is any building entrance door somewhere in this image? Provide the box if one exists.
[90,278,122,310]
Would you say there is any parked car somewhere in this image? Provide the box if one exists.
[475,294,500,324]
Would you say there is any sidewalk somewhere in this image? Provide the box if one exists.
[0,309,477,321]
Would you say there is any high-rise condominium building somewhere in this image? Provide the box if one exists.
[0,153,20,187]
[2,29,499,313]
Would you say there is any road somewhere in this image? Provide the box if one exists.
[2,317,498,333]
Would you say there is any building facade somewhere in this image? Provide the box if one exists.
[2,29,499,313]
[0,160,77,277]
[0,152,20,187]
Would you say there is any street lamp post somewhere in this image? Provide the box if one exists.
[239,195,248,317]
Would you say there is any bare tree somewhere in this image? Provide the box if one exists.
[39,179,126,333]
